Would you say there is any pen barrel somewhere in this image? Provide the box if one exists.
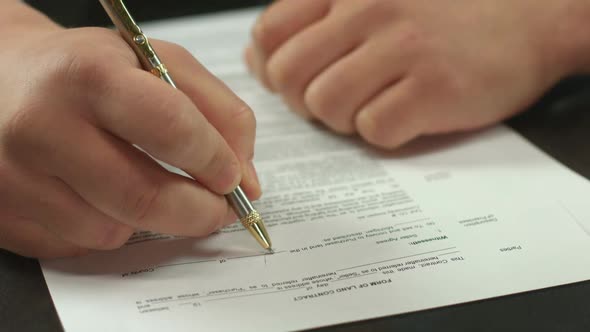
[98,0,164,74]
[226,186,255,219]
[98,0,138,46]
[99,0,253,221]
[98,0,272,250]
[227,188,272,249]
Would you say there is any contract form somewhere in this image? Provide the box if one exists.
[40,8,590,332]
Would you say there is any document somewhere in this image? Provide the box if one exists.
[41,8,590,332]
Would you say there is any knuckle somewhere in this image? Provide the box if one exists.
[162,43,197,65]
[342,0,382,20]
[231,103,257,138]
[356,111,395,148]
[150,98,196,161]
[304,83,332,119]
[266,58,294,92]
[397,26,425,55]
[119,175,162,227]
[252,11,278,54]
[356,111,380,144]
[191,136,224,177]
[204,140,229,175]
[95,223,134,250]
[200,140,240,193]
[422,62,461,96]
[34,28,134,94]
[389,22,430,64]
[304,84,353,134]
[357,108,420,149]
[1,99,48,162]
[29,30,134,106]
[200,202,227,236]
[2,102,37,149]
[51,49,112,93]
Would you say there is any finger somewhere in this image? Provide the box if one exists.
[264,9,371,118]
[244,43,273,91]
[92,68,242,195]
[0,216,84,259]
[3,104,236,237]
[251,0,330,91]
[355,78,427,149]
[153,41,261,200]
[304,29,409,133]
[49,120,234,236]
[0,162,134,250]
[244,44,257,75]
[252,0,331,59]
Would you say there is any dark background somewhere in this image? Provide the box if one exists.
[25,0,271,27]
[4,1,590,332]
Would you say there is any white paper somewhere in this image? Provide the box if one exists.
[41,8,590,332]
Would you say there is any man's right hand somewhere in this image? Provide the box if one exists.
[0,4,260,258]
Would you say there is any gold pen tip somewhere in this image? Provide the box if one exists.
[241,210,273,251]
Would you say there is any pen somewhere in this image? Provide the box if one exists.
[98,0,272,251]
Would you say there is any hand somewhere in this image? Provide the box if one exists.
[0,6,260,258]
[246,0,590,148]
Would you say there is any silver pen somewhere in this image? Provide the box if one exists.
[98,0,272,251]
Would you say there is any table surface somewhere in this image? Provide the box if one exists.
[4,3,590,330]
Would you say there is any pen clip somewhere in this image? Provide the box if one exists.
[99,0,171,81]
